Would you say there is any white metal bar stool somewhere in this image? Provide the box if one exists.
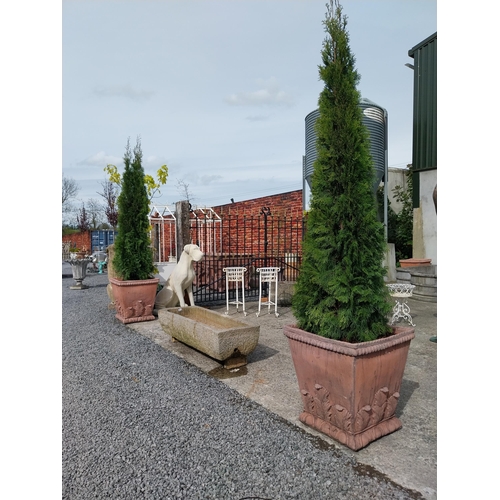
[256,267,280,318]
[386,283,416,326]
[223,267,247,316]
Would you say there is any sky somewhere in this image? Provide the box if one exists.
[62,0,437,210]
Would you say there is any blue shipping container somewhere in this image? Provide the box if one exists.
[91,230,118,252]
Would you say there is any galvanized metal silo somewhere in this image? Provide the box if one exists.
[304,99,387,194]
[303,108,320,195]
[359,98,388,194]
[303,99,388,232]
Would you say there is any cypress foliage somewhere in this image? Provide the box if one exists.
[113,138,154,281]
[292,0,391,342]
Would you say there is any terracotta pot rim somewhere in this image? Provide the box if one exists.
[399,258,432,268]
[283,324,415,357]
[110,277,160,286]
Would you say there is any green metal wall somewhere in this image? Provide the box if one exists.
[408,32,437,207]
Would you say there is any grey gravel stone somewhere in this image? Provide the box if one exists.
[63,273,424,499]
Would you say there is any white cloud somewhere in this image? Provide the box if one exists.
[92,84,155,101]
[77,151,122,167]
[143,155,169,168]
[200,174,223,185]
[225,77,294,107]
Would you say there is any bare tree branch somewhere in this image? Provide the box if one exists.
[98,179,119,229]
[62,176,79,213]
[76,202,90,232]
[176,178,196,204]
[86,198,105,229]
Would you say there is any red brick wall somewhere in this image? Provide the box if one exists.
[208,190,303,257]
[212,190,303,218]
[192,191,305,289]
[62,231,92,252]
[150,216,177,262]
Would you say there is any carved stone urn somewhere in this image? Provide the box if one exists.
[66,257,93,290]
[284,324,414,451]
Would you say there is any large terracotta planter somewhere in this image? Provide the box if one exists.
[284,324,415,451]
[110,277,160,324]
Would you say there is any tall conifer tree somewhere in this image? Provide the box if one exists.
[113,138,154,281]
[292,0,391,342]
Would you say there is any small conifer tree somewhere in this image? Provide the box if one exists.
[113,138,155,281]
[292,0,391,342]
[76,202,90,233]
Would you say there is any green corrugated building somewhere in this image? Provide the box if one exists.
[408,32,437,264]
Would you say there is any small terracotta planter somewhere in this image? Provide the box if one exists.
[110,277,160,324]
[284,324,414,451]
[399,258,432,268]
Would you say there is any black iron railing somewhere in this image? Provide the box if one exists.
[191,213,304,306]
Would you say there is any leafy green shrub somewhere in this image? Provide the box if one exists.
[292,0,391,342]
[112,138,155,281]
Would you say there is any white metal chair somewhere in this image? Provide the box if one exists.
[256,267,280,318]
[223,267,247,316]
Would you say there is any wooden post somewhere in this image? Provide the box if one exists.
[175,200,191,262]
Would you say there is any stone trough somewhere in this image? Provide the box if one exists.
[157,306,260,369]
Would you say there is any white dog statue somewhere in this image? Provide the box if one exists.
[155,244,204,309]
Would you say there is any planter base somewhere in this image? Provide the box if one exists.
[299,410,402,452]
[70,283,89,290]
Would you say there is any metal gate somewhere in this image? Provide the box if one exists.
[190,211,304,306]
